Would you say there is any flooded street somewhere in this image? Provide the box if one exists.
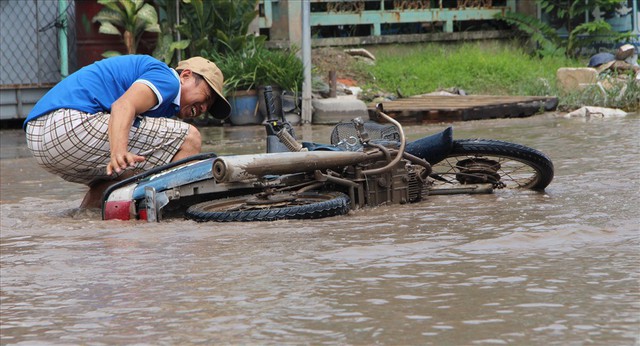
[1,113,639,345]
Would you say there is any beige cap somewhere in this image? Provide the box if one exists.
[176,57,231,120]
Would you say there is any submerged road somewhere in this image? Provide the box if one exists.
[1,112,639,345]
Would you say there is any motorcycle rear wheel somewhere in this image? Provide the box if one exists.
[185,191,350,222]
[430,139,554,190]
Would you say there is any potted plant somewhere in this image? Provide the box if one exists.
[203,38,266,125]
[204,42,304,124]
[254,46,304,119]
[205,41,304,124]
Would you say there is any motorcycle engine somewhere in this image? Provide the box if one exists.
[350,159,427,207]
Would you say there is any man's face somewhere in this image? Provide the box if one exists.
[178,70,215,119]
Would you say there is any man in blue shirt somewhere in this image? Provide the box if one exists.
[24,55,230,209]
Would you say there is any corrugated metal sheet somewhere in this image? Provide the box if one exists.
[0,88,51,120]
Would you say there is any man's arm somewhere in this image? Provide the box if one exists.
[107,82,159,176]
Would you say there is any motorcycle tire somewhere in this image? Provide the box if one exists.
[185,191,350,222]
[430,139,554,190]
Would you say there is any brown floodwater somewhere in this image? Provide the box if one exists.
[1,112,639,345]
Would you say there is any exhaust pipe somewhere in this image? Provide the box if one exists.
[212,151,383,183]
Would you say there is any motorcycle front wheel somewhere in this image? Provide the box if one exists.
[185,191,351,222]
[430,139,554,190]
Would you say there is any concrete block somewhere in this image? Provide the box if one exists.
[557,67,598,93]
[312,95,368,124]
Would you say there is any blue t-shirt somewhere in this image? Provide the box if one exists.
[24,55,181,129]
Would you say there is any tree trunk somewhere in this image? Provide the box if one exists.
[124,31,135,54]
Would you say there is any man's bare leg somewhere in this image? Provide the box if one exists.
[172,125,201,162]
[80,171,137,209]
[80,181,114,209]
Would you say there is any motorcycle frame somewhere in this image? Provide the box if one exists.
[102,93,501,222]
[103,107,440,221]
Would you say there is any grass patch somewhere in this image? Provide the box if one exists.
[315,41,639,112]
[359,41,579,97]
[559,73,640,112]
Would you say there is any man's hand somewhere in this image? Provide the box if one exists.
[107,151,146,176]
[107,82,158,176]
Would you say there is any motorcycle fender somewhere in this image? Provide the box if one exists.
[131,158,215,200]
[103,184,136,220]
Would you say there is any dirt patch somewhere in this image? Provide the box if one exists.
[311,47,370,85]
[311,47,385,101]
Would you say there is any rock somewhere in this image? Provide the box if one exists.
[371,96,394,104]
[421,91,462,97]
[565,106,627,118]
[284,113,301,125]
[557,68,598,93]
[615,44,636,60]
[544,97,559,111]
[344,48,376,61]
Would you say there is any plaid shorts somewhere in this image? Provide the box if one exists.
[26,109,190,185]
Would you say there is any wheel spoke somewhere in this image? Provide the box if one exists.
[431,154,540,189]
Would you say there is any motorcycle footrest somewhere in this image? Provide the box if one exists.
[428,183,494,195]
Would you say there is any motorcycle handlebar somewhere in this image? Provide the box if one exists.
[361,104,406,175]
[263,85,280,122]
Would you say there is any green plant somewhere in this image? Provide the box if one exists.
[176,0,258,57]
[492,12,565,57]
[92,0,160,56]
[254,46,304,95]
[175,0,217,56]
[210,0,260,54]
[559,72,640,111]
[151,0,260,68]
[151,0,190,64]
[202,39,262,93]
[152,21,191,64]
[203,38,303,96]
[495,0,635,58]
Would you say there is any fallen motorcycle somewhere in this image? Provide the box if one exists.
[102,87,554,222]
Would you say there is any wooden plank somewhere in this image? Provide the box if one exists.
[368,95,556,124]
